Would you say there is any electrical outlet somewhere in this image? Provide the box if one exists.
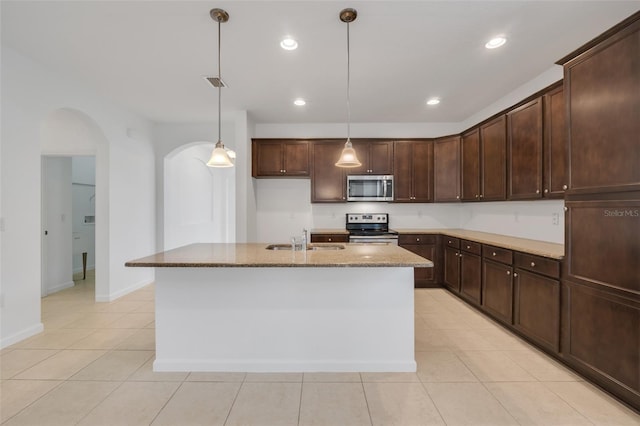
[552,213,560,225]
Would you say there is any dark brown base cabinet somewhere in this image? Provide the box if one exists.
[482,259,514,325]
[513,253,561,352]
[443,238,461,292]
[562,281,640,408]
[399,234,440,288]
[459,241,482,305]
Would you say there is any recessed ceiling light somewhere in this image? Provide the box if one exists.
[294,98,306,106]
[485,36,507,49]
[280,37,298,50]
[426,98,440,106]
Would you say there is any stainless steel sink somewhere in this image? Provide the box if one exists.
[265,244,294,250]
[265,244,346,251]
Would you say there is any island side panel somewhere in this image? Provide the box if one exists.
[153,267,416,372]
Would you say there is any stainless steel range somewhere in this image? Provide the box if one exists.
[346,213,399,245]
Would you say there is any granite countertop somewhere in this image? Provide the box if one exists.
[125,243,433,268]
[395,228,564,259]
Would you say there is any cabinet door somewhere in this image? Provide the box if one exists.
[482,259,513,324]
[434,136,461,202]
[369,141,394,174]
[444,247,461,292]
[461,129,480,201]
[543,86,567,198]
[412,141,433,202]
[564,20,640,194]
[508,98,543,200]
[460,253,482,304]
[514,269,560,352]
[253,141,284,176]
[311,142,346,202]
[565,197,640,293]
[393,142,414,201]
[480,116,507,201]
[282,142,310,176]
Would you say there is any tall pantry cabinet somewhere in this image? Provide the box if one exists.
[558,11,639,410]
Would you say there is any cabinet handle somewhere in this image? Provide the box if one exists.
[530,262,536,267]
[328,238,332,242]
[456,195,460,199]
[506,270,511,275]
[535,189,540,194]
[514,273,518,277]
[475,194,479,198]
[564,206,568,212]
[459,254,463,258]
[562,184,568,190]
[416,238,420,242]
[466,245,470,249]
[492,252,497,256]
[480,194,484,199]
[544,189,549,193]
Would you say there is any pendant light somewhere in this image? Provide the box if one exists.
[206,8,234,168]
[335,8,362,168]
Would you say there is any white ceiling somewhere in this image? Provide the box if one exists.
[2,1,638,124]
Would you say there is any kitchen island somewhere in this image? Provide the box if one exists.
[126,243,432,373]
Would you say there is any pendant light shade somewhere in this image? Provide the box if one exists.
[335,8,362,168]
[207,8,234,168]
[206,141,234,167]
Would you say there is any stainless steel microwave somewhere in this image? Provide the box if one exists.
[347,175,394,201]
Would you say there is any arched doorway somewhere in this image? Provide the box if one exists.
[40,108,109,301]
[164,142,235,250]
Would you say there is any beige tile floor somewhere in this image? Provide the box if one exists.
[1,270,639,425]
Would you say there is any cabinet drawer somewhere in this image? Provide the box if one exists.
[310,234,349,243]
[514,252,560,279]
[443,237,460,248]
[461,240,481,255]
[399,234,436,245]
[483,245,513,264]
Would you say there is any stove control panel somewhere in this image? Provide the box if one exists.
[346,213,389,224]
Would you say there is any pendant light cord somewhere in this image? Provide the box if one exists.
[346,21,351,143]
[217,18,222,145]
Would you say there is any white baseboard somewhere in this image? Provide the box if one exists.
[1,322,44,349]
[47,280,75,294]
[95,278,153,302]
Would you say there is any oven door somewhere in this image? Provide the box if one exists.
[349,235,399,246]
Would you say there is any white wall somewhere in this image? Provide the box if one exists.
[1,47,156,347]
[42,157,73,295]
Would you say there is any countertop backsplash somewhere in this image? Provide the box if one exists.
[255,179,564,244]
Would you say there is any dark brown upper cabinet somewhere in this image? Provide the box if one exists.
[347,140,394,175]
[461,116,507,201]
[543,85,567,198]
[311,140,346,203]
[252,139,310,178]
[393,140,433,202]
[434,136,461,202]
[461,129,481,201]
[480,116,508,201]
[562,17,640,194]
[507,98,543,200]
